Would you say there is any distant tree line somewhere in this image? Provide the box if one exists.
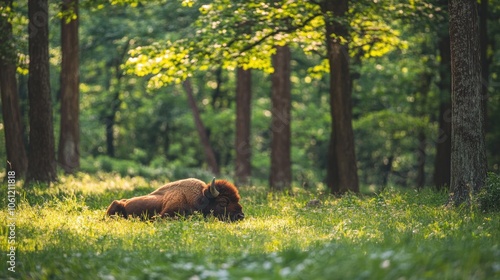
[0,0,498,207]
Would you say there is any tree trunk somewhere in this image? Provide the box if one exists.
[381,156,393,189]
[235,68,252,185]
[415,72,432,190]
[103,41,129,158]
[269,45,292,192]
[27,0,57,182]
[433,35,452,190]
[105,114,115,157]
[448,0,487,205]
[58,0,80,173]
[212,66,223,108]
[105,86,122,158]
[479,0,489,133]
[104,74,120,158]
[322,0,359,194]
[183,79,220,175]
[416,131,426,189]
[0,0,28,176]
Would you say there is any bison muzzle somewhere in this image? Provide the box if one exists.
[106,178,244,222]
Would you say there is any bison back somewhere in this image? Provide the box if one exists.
[151,178,208,216]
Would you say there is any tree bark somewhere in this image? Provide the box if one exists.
[415,72,432,190]
[104,91,120,158]
[235,68,252,185]
[212,66,223,108]
[58,0,80,173]
[103,40,129,158]
[479,0,489,133]
[381,156,393,189]
[183,79,220,175]
[416,131,426,189]
[433,35,452,190]
[322,0,359,194]
[269,45,292,192]
[448,0,487,205]
[27,0,57,182]
[0,0,28,176]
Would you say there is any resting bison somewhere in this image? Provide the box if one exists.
[106,178,244,221]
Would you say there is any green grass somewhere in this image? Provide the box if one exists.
[1,173,499,279]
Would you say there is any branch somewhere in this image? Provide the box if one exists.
[236,12,323,55]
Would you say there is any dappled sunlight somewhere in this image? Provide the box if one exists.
[1,174,499,279]
[0,0,497,276]
[57,173,156,194]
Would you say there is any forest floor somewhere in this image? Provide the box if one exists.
[1,172,499,279]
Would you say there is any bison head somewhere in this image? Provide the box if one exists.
[203,178,245,222]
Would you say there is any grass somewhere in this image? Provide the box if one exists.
[1,172,500,279]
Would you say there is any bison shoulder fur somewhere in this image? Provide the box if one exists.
[106,178,244,222]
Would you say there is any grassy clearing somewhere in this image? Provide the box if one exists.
[1,173,499,279]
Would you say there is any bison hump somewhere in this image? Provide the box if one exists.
[149,178,206,196]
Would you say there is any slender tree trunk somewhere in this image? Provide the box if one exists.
[235,68,252,185]
[415,72,432,190]
[212,66,223,108]
[416,131,426,189]
[448,0,487,205]
[18,73,29,145]
[105,90,120,158]
[269,45,292,191]
[103,40,129,158]
[105,116,114,157]
[322,0,359,194]
[183,79,220,175]
[0,0,28,176]
[27,0,57,182]
[479,0,489,133]
[58,0,80,173]
[381,156,393,189]
[434,35,452,190]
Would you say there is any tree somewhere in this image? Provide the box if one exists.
[415,71,433,189]
[125,0,402,189]
[183,79,220,175]
[479,0,490,131]
[27,0,57,182]
[433,34,452,190]
[104,39,130,158]
[321,0,359,194]
[235,68,252,185]
[58,0,80,173]
[0,0,28,176]
[270,45,292,191]
[448,0,487,205]
[387,0,451,190]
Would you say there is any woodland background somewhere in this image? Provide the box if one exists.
[0,0,499,192]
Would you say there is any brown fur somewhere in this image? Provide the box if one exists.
[106,178,244,221]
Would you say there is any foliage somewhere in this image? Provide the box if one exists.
[1,174,499,279]
[80,155,215,181]
[476,172,500,213]
[124,0,406,88]
[354,110,436,188]
[0,1,28,73]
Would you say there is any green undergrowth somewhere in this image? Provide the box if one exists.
[1,173,499,279]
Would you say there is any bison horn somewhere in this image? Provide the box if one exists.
[209,177,219,197]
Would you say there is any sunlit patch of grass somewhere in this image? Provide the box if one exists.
[0,174,499,279]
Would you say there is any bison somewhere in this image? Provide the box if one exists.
[106,178,244,222]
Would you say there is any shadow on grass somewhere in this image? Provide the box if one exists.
[16,184,155,210]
